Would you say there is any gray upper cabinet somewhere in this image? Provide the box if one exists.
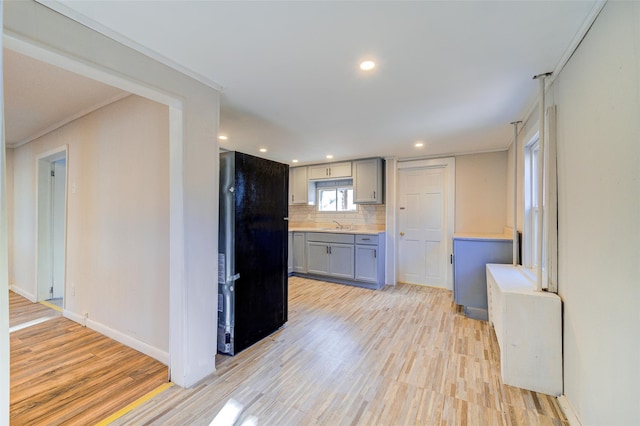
[353,158,384,204]
[308,162,352,180]
[289,166,309,205]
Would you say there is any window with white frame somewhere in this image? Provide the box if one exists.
[316,180,356,212]
[524,134,543,271]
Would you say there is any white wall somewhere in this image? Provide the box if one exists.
[455,151,507,233]
[10,95,170,356]
[5,149,13,286]
[506,2,640,423]
[553,2,640,423]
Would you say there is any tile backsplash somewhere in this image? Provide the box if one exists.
[289,204,386,230]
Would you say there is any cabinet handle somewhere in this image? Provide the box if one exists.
[374,249,377,258]
[361,238,370,241]
[329,246,332,254]
[400,232,405,236]
[292,194,294,202]
[326,246,329,254]
[373,191,376,199]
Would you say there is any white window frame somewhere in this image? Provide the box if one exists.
[316,185,357,213]
[524,132,542,272]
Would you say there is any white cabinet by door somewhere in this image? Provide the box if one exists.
[308,162,352,180]
[292,232,307,273]
[289,167,310,205]
[353,158,384,204]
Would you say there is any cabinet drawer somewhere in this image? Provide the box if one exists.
[355,234,378,245]
[306,232,355,244]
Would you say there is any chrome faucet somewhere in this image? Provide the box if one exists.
[333,220,344,230]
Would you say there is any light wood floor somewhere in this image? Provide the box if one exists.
[9,291,168,425]
[114,277,568,425]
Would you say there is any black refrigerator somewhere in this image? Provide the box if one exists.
[218,151,289,355]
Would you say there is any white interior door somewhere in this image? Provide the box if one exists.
[51,159,66,299]
[36,147,67,302]
[398,166,447,287]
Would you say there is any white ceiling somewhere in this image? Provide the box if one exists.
[3,49,127,147]
[11,1,599,164]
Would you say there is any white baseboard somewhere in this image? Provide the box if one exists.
[557,395,582,426]
[63,310,169,365]
[9,285,36,302]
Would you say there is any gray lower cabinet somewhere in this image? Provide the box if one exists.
[288,232,293,275]
[292,232,307,273]
[355,246,377,282]
[299,232,385,288]
[307,240,354,279]
[354,234,384,284]
[453,235,513,320]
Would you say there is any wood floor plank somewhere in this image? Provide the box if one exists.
[112,277,568,425]
[9,291,168,425]
[8,290,60,327]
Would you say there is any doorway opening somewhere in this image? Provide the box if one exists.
[36,147,68,306]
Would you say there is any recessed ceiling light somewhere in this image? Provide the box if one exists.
[218,135,228,140]
[292,159,299,163]
[360,60,376,71]
[326,155,334,159]
[415,142,424,148]
[259,148,267,153]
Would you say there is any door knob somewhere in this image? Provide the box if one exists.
[400,232,405,236]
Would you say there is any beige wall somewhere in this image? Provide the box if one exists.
[455,151,507,234]
[10,95,170,356]
[552,2,639,423]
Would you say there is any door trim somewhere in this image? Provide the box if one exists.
[394,157,455,290]
[35,146,68,302]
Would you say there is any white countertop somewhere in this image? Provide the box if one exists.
[289,227,384,236]
[453,232,513,241]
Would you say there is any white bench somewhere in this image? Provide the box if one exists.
[486,264,562,395]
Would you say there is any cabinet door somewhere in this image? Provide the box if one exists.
[329,243,355,279]
[353,158,383,204]
[328,162,352,179]
[290,167,309,205]
[293,232,307,273]
[355,245,378,283]
[308,165,330,180]
[307,242,330,275]
[288,232,293,274]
